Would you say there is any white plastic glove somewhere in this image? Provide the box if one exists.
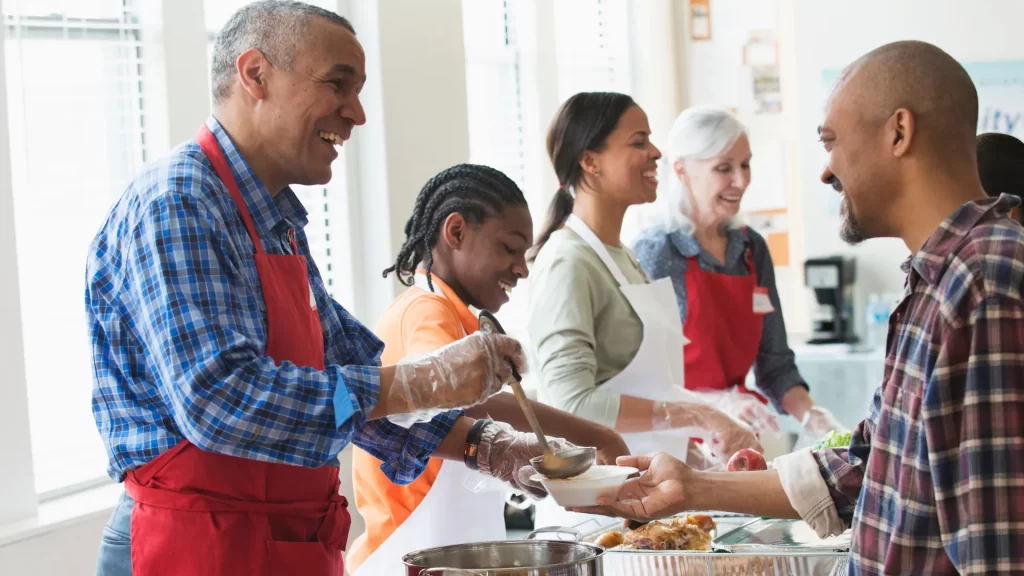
[386,332,526,421]
[476,421,574,499]
[801,405,848,438]
[684,439,724,472]
[695,388,781,435]
[652,397,762,464]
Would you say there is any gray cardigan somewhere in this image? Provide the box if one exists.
[631,226,807,412]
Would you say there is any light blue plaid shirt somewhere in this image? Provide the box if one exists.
[87,117,457,485]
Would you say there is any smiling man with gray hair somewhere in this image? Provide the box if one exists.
[88,2,528,574]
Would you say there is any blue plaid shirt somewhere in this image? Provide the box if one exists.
[87,117,458,484]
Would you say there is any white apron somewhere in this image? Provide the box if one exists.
[352,459,507,575]
[534,215,699,530]
[351,275,508,575]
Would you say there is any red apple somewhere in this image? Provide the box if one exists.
[727,449,767,472]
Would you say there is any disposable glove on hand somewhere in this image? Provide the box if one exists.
[386,332,526,422]
[476,421,575,499]
[696,388,780,435]
[652,398,762,465]
[801,405,847,439]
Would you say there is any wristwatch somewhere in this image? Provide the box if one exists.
[464,418,493,470]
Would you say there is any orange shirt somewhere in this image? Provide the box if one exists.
[347,274,478,572]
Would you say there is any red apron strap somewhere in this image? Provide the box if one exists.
[288,228,299,255]
[742,227,757,276]
[195,126,265,255]
[126,477,340,516]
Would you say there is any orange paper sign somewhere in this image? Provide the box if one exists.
[690,0,711,41]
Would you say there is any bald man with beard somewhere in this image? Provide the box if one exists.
[570,41,1024,575]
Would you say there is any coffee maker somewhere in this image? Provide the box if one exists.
[804,256,857,344]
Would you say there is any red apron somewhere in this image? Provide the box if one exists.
[682,231,769,404]
[123,126,349,576]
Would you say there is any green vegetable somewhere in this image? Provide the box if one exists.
[813,430,853,451]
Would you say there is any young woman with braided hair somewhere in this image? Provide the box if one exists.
[347,163,629,575]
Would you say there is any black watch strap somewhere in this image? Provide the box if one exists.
[464,418,493,470]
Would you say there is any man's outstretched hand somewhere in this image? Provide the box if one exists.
[567,452,691,522]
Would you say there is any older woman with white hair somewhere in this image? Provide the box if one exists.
[632,107,843,440]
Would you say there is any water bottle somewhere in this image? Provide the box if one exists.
[864,294,889,351]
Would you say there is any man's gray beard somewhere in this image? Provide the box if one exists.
[839,197,865,245]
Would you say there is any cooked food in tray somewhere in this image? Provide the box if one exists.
[595,514,716,551]
[594,530,625,549]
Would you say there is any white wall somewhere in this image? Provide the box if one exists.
[0,515,107,576]
[346,0,471,328]
[140,0,210,159]
[786,0,1024,336]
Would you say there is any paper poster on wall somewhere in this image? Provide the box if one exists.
[745,209,790,266]
[821,59,1024,215]
[689,0,711,41]
[744,31,781,114]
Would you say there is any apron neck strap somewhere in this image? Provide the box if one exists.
[195,126,265,255]
[565,214,631,286]
[741,227,756,277]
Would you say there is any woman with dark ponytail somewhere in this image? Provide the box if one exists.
[349,163,628,575]
[527,93,761,528]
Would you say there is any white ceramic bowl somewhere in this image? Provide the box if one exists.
[531,465,638,508]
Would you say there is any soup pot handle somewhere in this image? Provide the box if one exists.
[419,569,486,575]
[527,526,582,541]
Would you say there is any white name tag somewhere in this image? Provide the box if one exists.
[753,288,775,314]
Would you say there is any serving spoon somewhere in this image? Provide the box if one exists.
[477,310,595,479]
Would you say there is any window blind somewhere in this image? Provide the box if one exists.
[4,0,147,495]
[461,0,527,188]
[554,0,632,101]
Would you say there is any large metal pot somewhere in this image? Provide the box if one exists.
[402,527,604,575]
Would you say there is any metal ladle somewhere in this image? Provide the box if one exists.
[477,310,595,479]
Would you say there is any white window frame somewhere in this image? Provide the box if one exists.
[0,0,36,526]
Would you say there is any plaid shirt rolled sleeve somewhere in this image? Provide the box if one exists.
[88,116,456,485]
[809,195,1024,575]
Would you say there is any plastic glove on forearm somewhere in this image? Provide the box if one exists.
[801,405,847,438]
[652,399,762,461]
[386,332,526,417]
[696,388,780,434]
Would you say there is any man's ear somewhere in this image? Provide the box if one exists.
[888,108,915,158]
[440,212,467,249]
[235,48,271,100]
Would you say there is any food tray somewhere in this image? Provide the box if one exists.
[592,550,849,576]
[571,513,851,576]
